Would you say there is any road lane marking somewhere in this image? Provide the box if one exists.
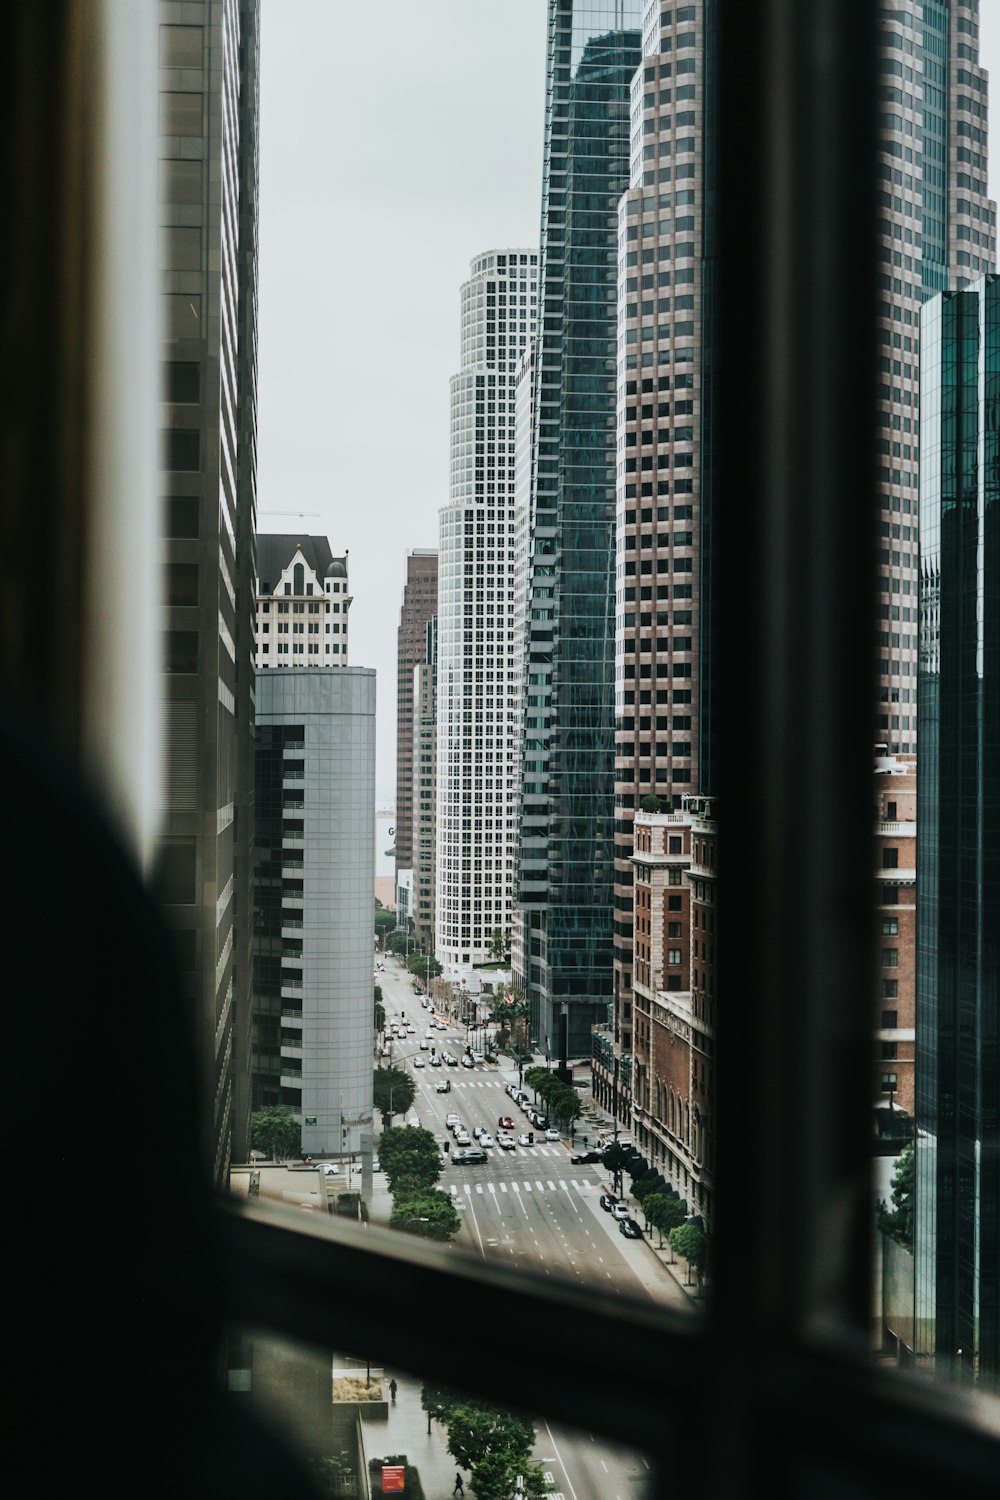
[558,1180,567,1190]
[536,1181,545,1191]
[475,1183,484,1194]
[524,1182,533,1192]
[512,1183,521,1193]
[542,1423,580,1500]
[499,1183,508,1192]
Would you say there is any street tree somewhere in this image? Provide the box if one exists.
[487,927,509,962]
[249,1105,301,1161]
[390,1188,460,1241]
[407,951,442,987]
[446,1398,539,1494]
[372,1065,415,1125]
[374,904,396,945]
[669,1223,709,1286]
[600,1142,631,1195]
[644,1193,687,1249]
[877,1142,914,1252]
[523,1065,550,1099]
[421,1383,462,1435]
[378,1126,441,1192]
[374,995,385,1033]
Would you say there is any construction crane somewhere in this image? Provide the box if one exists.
[258,508,320,518]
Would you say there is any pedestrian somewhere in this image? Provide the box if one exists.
[389,1378,398,1405]
[453,1474,464,1496]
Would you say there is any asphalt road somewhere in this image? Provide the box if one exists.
[375,956,688,1309]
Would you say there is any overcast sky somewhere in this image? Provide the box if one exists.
[256,2,1000,806]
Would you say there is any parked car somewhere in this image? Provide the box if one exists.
[619,1217,643,1239]
[545,1128,560,1142]
[599,1193,618,1212]
[435,1080,452,1094]
[611,1202,630,1221]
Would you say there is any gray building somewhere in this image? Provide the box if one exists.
[156,0,259,1184]
[253,668,376,1180]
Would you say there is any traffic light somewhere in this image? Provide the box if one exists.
[528,1131,534,1144]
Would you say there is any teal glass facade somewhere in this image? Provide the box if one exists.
[516,0,642,1060]
[915,276,999,1384]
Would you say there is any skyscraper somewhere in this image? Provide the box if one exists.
[395,550,438,897]
[515,1,642,1061]
[437,250,537,968]
[411,616,438,953]
[914,274,999,1385]
[156,0,259,1183]
[607,0,996,1215]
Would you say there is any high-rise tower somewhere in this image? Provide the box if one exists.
[515,2,643,1062]
[608,0,995,1217]
[437,250,538,967]
[395,550,439,895]
[156,0,259,1183]
[914,274,999,1385]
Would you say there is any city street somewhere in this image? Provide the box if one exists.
[375,954,690,1310]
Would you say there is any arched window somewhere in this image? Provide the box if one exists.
[293,562,304,594]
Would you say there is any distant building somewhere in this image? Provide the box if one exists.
[411,616,438,952]
[395,550,438,888]
[252,668,376,1179]
[437,249,537,967]
[255,534,350,669]
[873,752,916,1123]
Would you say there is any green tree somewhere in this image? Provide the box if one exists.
[644,1193,687,1249]
[249,1105,301,1161]
[421,1383,462,1435]
[374,904,397,945]
[446,1398,539,1494]
[374,992,385,1034]
[487,927,509,962]
[669,1223,709,1286]
[373,1065,415,1125]
[407,951,442,987]
[386,930,410,955]
[877,1142,915,1252]
[523,1065,550,1098]
[600,1142,630,1195]
[640,794,664,812]
[378,1126,441,1193]
[390,1188,460,1241]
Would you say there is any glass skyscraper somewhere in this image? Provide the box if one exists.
[915,274,999,1385]
[515,1,642,1061]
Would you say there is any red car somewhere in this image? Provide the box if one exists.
[498,1115,515,1129]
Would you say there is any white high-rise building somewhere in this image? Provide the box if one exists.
[436,249,538,966]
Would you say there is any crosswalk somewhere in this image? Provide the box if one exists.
[449,1179,594,1196]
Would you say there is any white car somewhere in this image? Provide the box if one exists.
[473,1126,484,1138]
[517,1134,534,1148]
[479,1133,495,1148]
[611,1201,630,1221]
[445,1114,460,1128]
[317,1162,342,1176]
[413,1057,425,1068]
[496,1133,515,1150]
[419,1039,429,1050]
[545,1128,561,1142]
[454,1131,471,1146]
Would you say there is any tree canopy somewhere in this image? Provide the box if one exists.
[249,1105,301,1161]
[373,1065,416,1123]
[669,1222,709,1283]
[600,1142,630,1192]
[390,1188,461,1241]
[877,1143,914,1252]
[644,1193,687,1247]
[378,1126,441,1194]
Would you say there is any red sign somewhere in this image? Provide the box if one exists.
[381,1465,405,1493]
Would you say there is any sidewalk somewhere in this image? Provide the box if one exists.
[361,1367,463,1500]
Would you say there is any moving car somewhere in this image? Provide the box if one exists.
[473,1126,484,1138]
[461,1056,474,1069]
[516,1133,534,1148]
[419,1040,429,1050]
[478,1132,494,1148]
[445,1113,460,1127]
[496,1133,515,1150]
[429,1056,442,1067]
[454,1131,471,1146]
[454,1148,487,1165]
[413,1056,425,1068]
[443,1054,457,1066]
[498,1116,515,1129]
[545,1128,560,1142]
[571,1150,602,1165]
[435,1079,452,1094]
[619,1217,643,1239]
[407,1116,421,1129]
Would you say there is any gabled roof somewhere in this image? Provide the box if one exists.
[256,533,336,593]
